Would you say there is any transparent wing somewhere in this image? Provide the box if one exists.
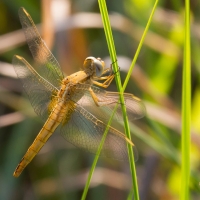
[74,84,146,122]
[18,7,64,88]
[13,55,58,121]
[60,105,138,161]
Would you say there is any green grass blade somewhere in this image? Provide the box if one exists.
[123,0,159,90]
[98,0,139,199]
[81,1,158,199]
[81,105,118,200]
[181,0,191,199]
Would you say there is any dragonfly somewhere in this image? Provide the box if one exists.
[13,7,146,177]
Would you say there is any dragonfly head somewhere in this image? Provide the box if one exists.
[83,57,105,77]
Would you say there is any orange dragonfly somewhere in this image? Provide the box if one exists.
[13,7,146,177]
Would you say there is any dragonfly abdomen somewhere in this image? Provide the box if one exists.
[13,100,66,177]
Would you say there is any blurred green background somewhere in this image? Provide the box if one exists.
[0,0,200,199]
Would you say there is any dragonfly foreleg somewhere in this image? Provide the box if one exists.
[93,74,115,88]
[101,67,112,76]
[101,60,119,76]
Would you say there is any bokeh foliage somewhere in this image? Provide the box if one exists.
[0,0,200,200]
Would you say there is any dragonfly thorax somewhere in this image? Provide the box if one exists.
[83,57,105,77]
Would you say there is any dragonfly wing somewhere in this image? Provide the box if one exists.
[13,55,58,121]
[60,105,138,161]
[18,7,64,88]
[74,84,146,122]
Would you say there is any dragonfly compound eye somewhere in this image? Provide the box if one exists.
[83,56,95,70]
[83,57,104,77]
[93,58,104,77]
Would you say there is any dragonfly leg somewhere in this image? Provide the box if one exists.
[101,67,112,76]
[93,74,115,88]
[93,60,118,88]
[89,87,101,106]
[94,75,112,80]
[101,60,119,76]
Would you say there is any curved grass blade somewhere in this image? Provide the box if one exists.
[81,1,159,200]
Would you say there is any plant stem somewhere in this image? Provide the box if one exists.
[181,0,191,199]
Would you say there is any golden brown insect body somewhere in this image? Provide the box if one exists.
[13,56,105,177]
[13,8,146,177]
